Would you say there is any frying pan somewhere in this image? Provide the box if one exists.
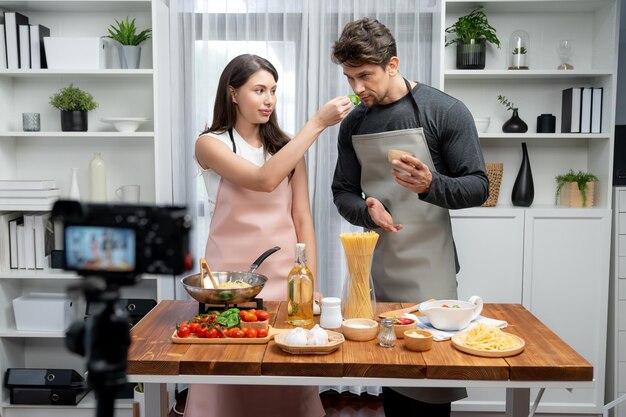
[181,247,280,305]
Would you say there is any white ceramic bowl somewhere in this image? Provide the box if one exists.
[474,117,490,133]
[419,296,483,331]
[101,117,151,133]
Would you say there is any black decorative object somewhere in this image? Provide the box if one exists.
[61,110,88,132]
[456,41,486,69]
[511,142,534,206]
[502,109,528,133]
[537,114,556,133]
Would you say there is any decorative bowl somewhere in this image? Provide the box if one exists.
[474,117,490,133]
[419,296,483,331]
[340,318,379,341]
[393,317,417,339]
[100,117,151,132]
[403,329,433,352]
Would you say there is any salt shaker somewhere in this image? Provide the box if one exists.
[378,318,396,347]
[319,297,343,329]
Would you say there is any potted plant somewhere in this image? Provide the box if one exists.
[49,84,98,131]
[555,169,598,207]
[497,95,527,133]
[509,30,530,70]
[106,17,152,69]
[445,7,501,69]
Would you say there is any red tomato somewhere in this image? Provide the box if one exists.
[247,309,256,317]
[216,327,226,338]
[228,327,240,337]
[245,328,258,338]
[240,310,247,319]
[176,325,190,338]
[206,328,218,338]
[257,328,268,338]
[179,320,189,327]
[231,329,245,338]
[189,322,201,334]
[196,326,207,338]
[200,315,210,323]
[244,312,258,322]
[255,310,270,321]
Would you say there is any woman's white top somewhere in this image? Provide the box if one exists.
[197,129,267,220]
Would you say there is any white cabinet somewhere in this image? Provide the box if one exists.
[0,1,171,416]
[609,187,626,417]
[438,1,617,413]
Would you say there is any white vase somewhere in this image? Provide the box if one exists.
[118,45,141,69]
[69,168,80,200]
[133,385,146,417]
[89,153,107,202]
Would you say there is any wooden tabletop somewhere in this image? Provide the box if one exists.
[127,300,592,382]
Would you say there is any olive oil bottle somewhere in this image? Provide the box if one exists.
[287,243,314,326]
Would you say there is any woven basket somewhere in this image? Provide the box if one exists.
[482,163,503,207]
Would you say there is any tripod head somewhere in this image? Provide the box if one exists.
[52,200,192,417]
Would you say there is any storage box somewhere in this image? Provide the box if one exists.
[13,293,77,332]
[43,37,108,69]
[559,181,596,208]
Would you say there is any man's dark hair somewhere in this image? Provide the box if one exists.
[332,18,397,68]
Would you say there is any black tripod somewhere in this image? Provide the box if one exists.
[66,276,132,417]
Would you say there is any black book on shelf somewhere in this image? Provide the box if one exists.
[29,24,50,69]
[5,368,85,387]
[561,87,583,133]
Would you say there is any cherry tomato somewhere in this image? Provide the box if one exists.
[179,320,189,327]
[200,315,210,323]
[244,312,258,322]
[189,322,201,334]
[245,328,258,338]
[255,310,270,321]
[247,309,256,317]
[231,329,245,338]
[228,327,240,337]
[206,328,218,338]
[216,327,226,338]
[240,310,248,319]
[196,325,207,338]
[176,325,190,338]
[257,328,268,338]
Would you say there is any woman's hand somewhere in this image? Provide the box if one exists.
[312,96,352,128]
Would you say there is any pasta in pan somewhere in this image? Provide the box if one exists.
[459,323,523,351]
[216,280,252,289]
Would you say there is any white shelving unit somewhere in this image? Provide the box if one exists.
[0,1,172,416]
[440,0,618,414]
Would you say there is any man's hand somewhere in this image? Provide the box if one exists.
[365,197,403,233]
[390,154,432,194]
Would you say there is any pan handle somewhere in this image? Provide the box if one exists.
[248,246,281,273]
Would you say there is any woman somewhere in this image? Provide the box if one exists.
[185,54,351,417]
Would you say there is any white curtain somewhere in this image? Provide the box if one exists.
[170,2,434,394]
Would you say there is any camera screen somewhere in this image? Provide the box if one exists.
[65,226,136,272]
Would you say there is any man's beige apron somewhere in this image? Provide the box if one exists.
[351,88,466,402]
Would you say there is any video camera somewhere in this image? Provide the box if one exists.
[52,200,192,284]
[51,200,193,417]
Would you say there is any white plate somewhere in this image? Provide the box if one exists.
[100,117,151,132]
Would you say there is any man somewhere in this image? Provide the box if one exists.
[331,18,489,416]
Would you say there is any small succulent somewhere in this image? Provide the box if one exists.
[512,47,527,55]
[106,17,151,46]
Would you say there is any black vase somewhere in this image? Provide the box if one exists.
[61,110,88,132]
[511,142,534,206]
[502,109,528,133]
[456,41,486,69]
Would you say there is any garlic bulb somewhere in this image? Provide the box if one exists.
[284,327,308,346]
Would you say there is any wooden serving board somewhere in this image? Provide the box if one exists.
[274,330,345,355]
[171,326,288,344]
[451,333,525,358]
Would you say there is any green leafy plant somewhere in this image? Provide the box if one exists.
[49,84,98,112]
[106,17,151,46]
[348,93,361,106]
[136,383,143,393]
[555,170,598,206]
[445,7,501,47]
[512,47,527,55]
[497,95,517,112]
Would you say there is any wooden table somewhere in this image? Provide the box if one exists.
[127,301,593,417]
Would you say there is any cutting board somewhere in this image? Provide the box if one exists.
[171,326,288,344]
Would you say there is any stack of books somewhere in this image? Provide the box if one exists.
[561,87,603,134]
[0,180,60,210]
[1,11,50,70]
[1,211,55,270]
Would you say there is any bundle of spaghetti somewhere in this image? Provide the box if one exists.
[340,231,379,319]
[461,323,523,351]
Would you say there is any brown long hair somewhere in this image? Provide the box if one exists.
[332,18,397,68]
[202,54,290,156]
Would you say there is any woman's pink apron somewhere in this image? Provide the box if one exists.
[184,171,324,417]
